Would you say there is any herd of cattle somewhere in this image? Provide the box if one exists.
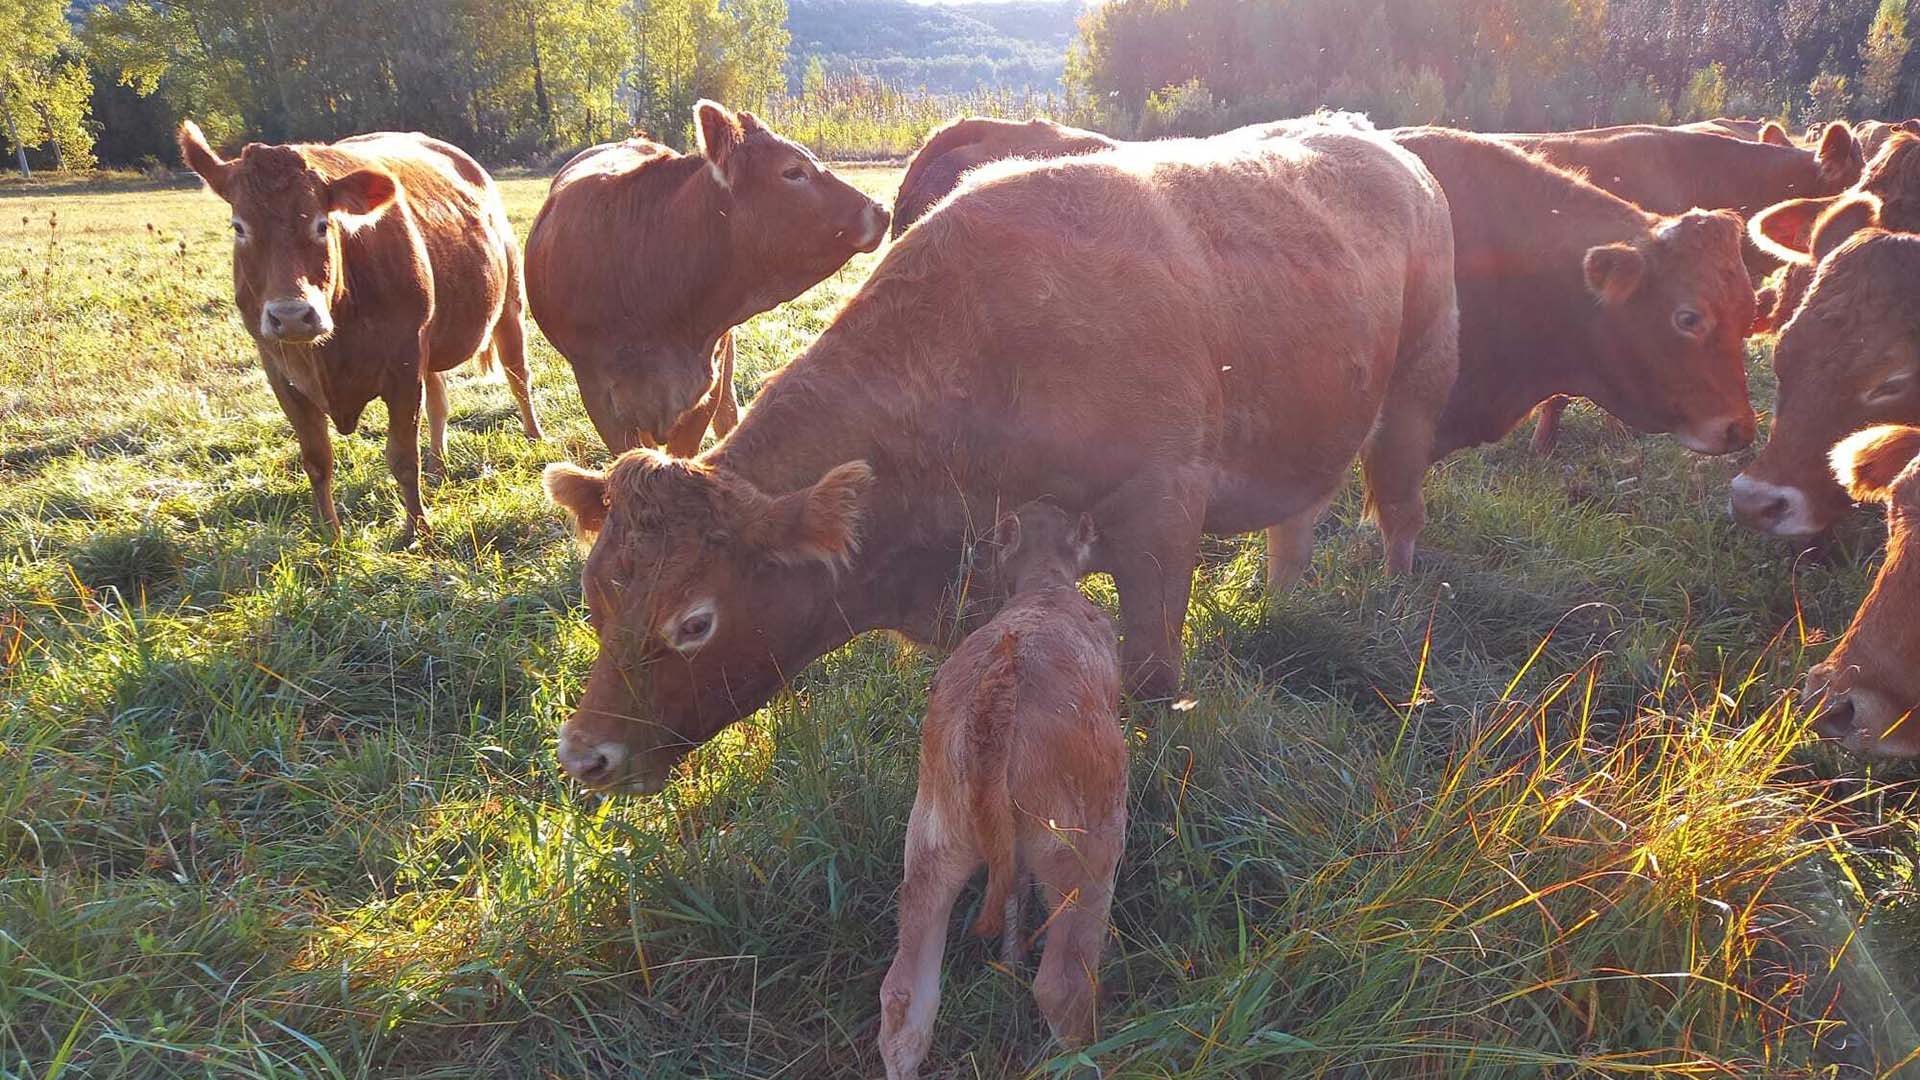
[171,100,1919,1069]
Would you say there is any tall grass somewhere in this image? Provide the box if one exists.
[761,74,1078,159]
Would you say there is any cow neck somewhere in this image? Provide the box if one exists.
[669,167,756,341]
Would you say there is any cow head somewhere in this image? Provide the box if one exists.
[1734,187,1920,534]
[1805,424,1920,756]
[1580,209,1759,453]
[543,451,874,794]
[178,121,396,344]
[1812,121,1867,193]
[695,100,888,297]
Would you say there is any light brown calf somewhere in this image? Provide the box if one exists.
[877,502,1126,1079]
[178,122,541,542]
[1806,425,1920,756]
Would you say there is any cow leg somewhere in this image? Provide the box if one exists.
[1264,492,1336,593]
[1029,819,1122,1050]
[423,370,449,479]
[1530,395,1571,455]
[385,380,428,545]
[493,291,543,441]
[1097,470,1206,701]
[710,330,740,438]
[878,800,973,1080]
[265,365,339,536]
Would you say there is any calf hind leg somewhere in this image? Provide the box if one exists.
[1029,830,1122,1049]
[878,810,974,1080]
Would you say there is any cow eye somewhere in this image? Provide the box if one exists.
[312,215,330,241]
[782,165,808,183]
[231,218,247,241]
[666,605,717,652]
[1867,371,1914,403]
[1672,307,1707,337]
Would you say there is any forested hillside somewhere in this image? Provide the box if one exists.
[786,0,1079,92]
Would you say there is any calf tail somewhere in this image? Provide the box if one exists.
[967,630,1021,940]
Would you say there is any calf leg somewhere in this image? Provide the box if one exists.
[878,804,974,1080]
[1029,822,1123,1050]
[1096,469,1207,701]
[264,365,339,536]
[493,296,543,441]
[423,370,449,479]
[385,380,428,544]
[1264,492,1336,593]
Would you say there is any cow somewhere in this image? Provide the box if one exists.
[877,502,1125,1079]
[525,100,890,456]
[540,120,1461,794]
[1844,119,1920,163]
[890,116,1118,238]
[176,122,542,543]
[1731,135,1920,536]
[1557,118,1794,146]
[1805,425,1920,756]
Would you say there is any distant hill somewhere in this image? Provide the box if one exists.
[787,0,1083,93]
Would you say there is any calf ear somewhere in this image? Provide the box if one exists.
[327,169,398,218]
[1816,121,1864,187]
[755,461,874,570]
[696,100,746,180]
[1583,243,1645,305]
[1760,121,1792,147]
[177,121,235,199]
[544,462,611,545]
[1750,284,1781,335]
[992,510,1022,558]
[1750,196,1834,263]
[1811,195,1881,263]
[1832,425,1920,505]
[1072,513,1098,566]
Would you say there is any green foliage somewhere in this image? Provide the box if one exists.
[0,0,96,174]
[785,0,1077,93]
[759,71,1064,158]
[1859,0,1912,113]
[633,0,792,147]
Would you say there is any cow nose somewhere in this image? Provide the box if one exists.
[1724,416,1756,451]
[557,736,628,786]
[262,299,326,340]
[1729,474,1792,529]
[1812,696,1857,740]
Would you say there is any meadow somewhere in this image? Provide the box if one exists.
[3,167,1919,1079]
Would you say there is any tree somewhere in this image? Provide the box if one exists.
[1859,0,1911,113]
[632,0,791,146]
[1,0,97,175]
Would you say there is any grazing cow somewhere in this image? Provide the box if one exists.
[1731,136,1920,535]
[177,122,542,542]
[1849,119,1920,163]
[525,101,889,455]
[877,502,1125,1080]
[1805,425,1920,756]
[541,121,1460,793]
[1387,129,1757,466]
[890,116,1117,238]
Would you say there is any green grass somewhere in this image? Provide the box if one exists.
[4,167,1919,1078]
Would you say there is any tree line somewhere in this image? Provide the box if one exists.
[1067,0,1919,138]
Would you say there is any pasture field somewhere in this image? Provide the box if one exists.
[3,167,1919,1079]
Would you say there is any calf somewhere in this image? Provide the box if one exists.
[1805,425,1920,756]
[891,116,1117,238]
[877,502,1126,1079]
[178,122,541,542]
[1732,135,1920,535]
[526,101,889,455]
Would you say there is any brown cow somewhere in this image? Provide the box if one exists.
[1387,128,1757,462]
[890,116,1118,238]
[1731,136,1920,535]
[542,121,1460,793]
[1805,425,1920,756]
[177,122,541,543]
[525,101,889,456]
[1850,119,1920,163]
[877,502,1125,1078]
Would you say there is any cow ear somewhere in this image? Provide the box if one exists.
[544,462,610,546]
[992,510,1022,559]
[1750,196,1835,263]
[755,461,874,569]
[1750,284,1781,335]
[1811,195,1881,263]
[1072,512,1098,566]
[1816,121,1864,187]
[1760,121,1792,147]
[696,100,745,179]
[736,110,765,135]
[1583,243,1645,305]
[177,121,235,200]
[1832,425,1920,505]
[327,169,397,218]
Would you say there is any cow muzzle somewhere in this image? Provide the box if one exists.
[1674,414,1756,455]
[260,297,333,343]
[839,202,890,253]
[556,728,667,795]
[1729,473,1823,535]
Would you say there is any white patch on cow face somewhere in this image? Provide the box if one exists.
[708,160,730,191]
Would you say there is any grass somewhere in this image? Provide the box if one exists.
[3,166,1919,1079]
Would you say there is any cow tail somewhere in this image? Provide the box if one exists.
[967,630,1021,940]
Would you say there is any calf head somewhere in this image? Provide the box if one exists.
[696,100,888,302]
[1734,199,1920,535]
[178,121,397,344]
[543,451,874,794]
[1805,425,1920,756]
[994,502,1096,594]
[1582,209,1758,453]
